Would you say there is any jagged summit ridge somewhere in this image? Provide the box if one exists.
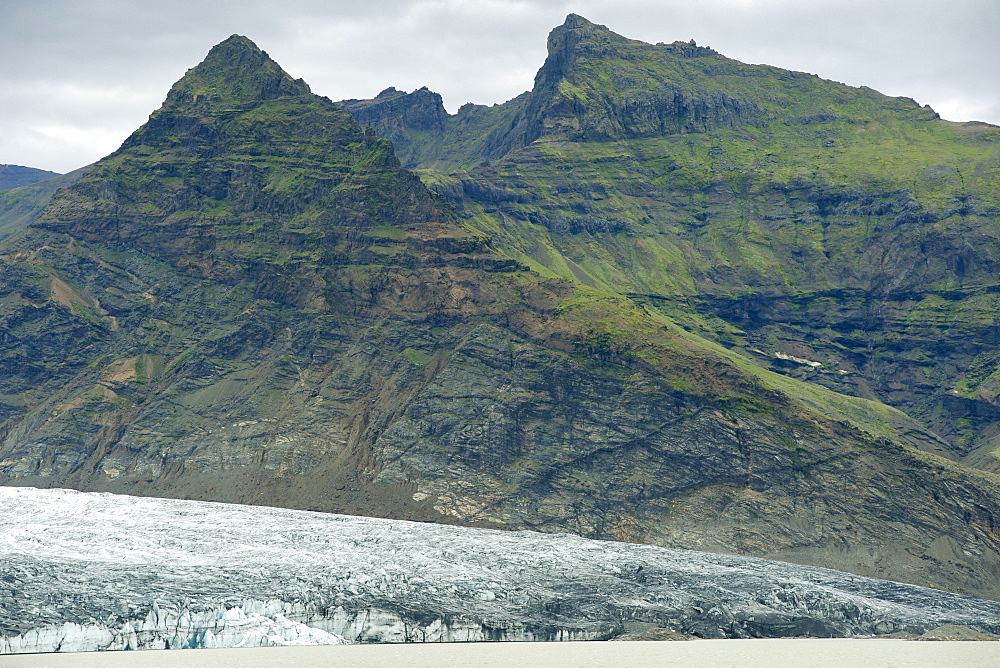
[163,34,310,109]
[544,13,635,64]
[3,18,1000,612]
[339,13,941,171]
[32,33,447,281]
[551,13,715,56]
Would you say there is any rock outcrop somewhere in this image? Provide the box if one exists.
[1,32,999,604]
[337,15,1000,474]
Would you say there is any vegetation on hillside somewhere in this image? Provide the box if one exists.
[1,26,1000,599]
[340,15,1000,471]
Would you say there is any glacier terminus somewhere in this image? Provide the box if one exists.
[1,486,998,654]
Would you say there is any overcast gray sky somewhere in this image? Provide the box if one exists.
[2,0,997,174]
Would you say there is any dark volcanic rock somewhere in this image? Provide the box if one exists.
[1,31,1000,609]
[337,87,448,167]
[334,15,1000,475]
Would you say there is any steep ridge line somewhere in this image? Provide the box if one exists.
[0,30,998,603]
[338,14,1000,472]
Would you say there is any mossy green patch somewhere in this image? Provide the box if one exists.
[403,348,433,366]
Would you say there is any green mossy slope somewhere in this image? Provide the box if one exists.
[2,31,1000,600]
[340,15,1000,466]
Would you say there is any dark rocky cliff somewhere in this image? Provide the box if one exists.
[1,33,1000,601]
[338,15,1000,475]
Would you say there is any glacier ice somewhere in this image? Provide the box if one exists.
[1,486,998,653]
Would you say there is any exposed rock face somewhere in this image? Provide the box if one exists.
[337,15,1000,474]
[1,32,1000,605]
[3,487,999,653]
[338,87,449,167]
[518,14,764,144]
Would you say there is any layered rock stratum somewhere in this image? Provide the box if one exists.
[0,27,999,604]
[2,487,998,653]
[341,15,1000,473]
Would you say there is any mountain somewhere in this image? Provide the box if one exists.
[4,487,999,653]
[0,165,90,240]
[1,32,999,602]
[0,165,78,241]
[339,15,1000,474]
[0,164,60,191]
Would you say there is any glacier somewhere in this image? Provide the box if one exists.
[1,486,998,654]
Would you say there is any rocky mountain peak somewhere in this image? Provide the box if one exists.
[518,14,742,145]
[31,35,450,285]
[549,13,614,44]
[162,34,310,110]
[336,86,449,165]
[344,87,446,129]
[552,13,603,37]
[540,15,625,83]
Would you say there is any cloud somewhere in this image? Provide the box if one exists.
[1,0,996,172]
